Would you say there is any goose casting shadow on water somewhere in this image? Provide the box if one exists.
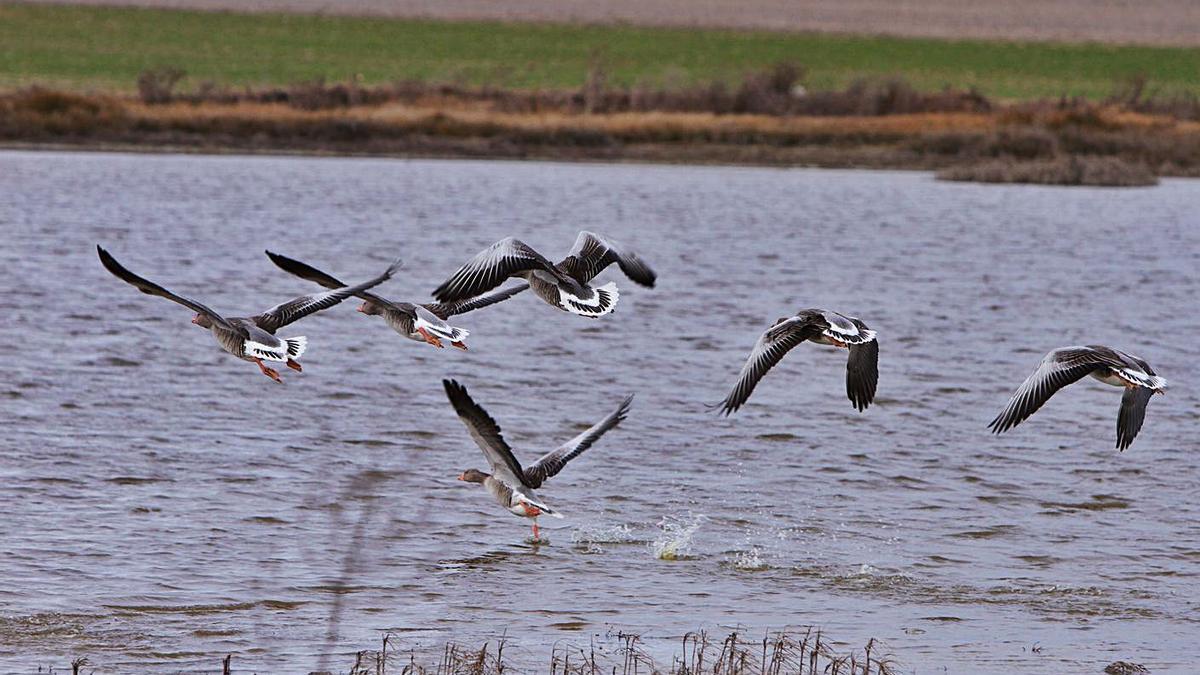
[266,251,526,351]
[714,309,879,416]
[443,379,632,541]
[97,245,400,382]
[989,345,1167,450]
[432,231,656,318]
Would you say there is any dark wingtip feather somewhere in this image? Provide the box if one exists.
[432,280,454,303]
[96,245,133,282]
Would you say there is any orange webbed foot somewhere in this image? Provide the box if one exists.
[286,359,302,372]
[417,327,444,348]
[254,357,283,383]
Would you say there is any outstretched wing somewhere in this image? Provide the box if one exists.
[442,379,529,489]
[253,258,402,333]
[523,394,632,488]
[1116,386,1154,451]
[558,231,657,287]
[265,250,394,309]
[845,317,878,412]
[433,238,558,303]
[96,245,234,330]
[714,316,822,416]
[988,346,1122,433]
[424,283,530,319]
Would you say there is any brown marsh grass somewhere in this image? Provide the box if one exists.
[3,65,1199,183]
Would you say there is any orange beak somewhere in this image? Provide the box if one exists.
[457,472,466,481]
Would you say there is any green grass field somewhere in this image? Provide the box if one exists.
[2,3,1198,99]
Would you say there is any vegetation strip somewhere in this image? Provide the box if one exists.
[3,76,1197,184]
[3,3,1200,99]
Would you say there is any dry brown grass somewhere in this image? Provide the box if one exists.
[4,83,1198,183]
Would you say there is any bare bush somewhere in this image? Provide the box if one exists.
[137,66,186,104]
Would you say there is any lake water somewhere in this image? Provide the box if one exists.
[1,150,1197,674]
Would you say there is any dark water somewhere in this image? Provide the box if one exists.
[1,151,1197,674]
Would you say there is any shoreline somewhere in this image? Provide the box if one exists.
[3,90,1197,185]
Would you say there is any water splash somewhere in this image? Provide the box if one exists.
[651,513,706,560]
[729,547,769,571]
[572,522,637,553]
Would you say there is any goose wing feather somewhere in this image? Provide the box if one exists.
[523,394,632,488]
[988,346,1125,433]
[558,231,657,287]
[443,379,529,489]
[425,283,530,319]
[715,315,823,416]
[96,245,237,331]
[433,238,558,303]
[845,317,879,412]
[1116,386,1155,451]
[264,250,394,309]
[253,258,401,333]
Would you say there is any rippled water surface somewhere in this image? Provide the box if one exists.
[2,151,1198,674]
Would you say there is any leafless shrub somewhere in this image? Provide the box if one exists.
[1106,74,1200,121]
[137,66,186,104]
[0,87,128,137]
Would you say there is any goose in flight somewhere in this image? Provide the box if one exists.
[443,379,632,540]
[97,245,400,382]
[989,345,1167,450]
[432,231,656,318]
[266,251,526,350]
[715,309,878,416]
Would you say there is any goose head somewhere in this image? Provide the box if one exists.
[457,469,489,484]
[356,300,383,316]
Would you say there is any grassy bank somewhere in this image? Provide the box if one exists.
[3,82,1198,184]
[3,3,1200,99]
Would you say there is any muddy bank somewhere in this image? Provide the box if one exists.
[3,86,1197,184]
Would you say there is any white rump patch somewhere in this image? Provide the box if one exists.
[415,316,464,341]
[245,339,290,362]
[1119,368,1166,389]
[560,282,619,318]
[285,336,307,359]
[515,494,564,518]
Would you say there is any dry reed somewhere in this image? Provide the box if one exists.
[323,627,897,675]
[4,64,1200,183]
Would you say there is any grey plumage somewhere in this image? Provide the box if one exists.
[97,245,399,377]
[989,345,1167,450]
[432,231,656,318]
[716,309,879,416]
[443,379,632,518]
[266,250,524,347]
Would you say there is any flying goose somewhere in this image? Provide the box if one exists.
[432,231,656,318]
[97,245,400,382]
[443,379,632,540]
[989,345,1167,450]
[715,309,878,416]
[265,251,526,350]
